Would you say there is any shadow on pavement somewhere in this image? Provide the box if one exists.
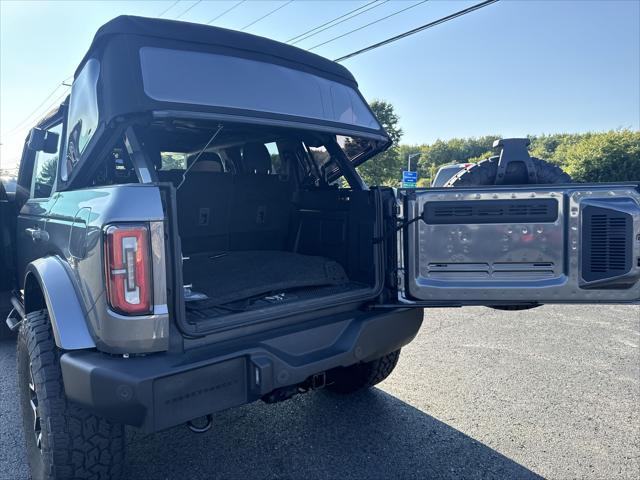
[125,388,542,480]
[1,338,540,479]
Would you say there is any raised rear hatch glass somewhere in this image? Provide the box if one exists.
[139,47,380,130]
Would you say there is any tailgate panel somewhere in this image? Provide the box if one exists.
[403,185,640,304]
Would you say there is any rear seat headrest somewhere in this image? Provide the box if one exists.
[187,152,223,173]
[242,143,271,174]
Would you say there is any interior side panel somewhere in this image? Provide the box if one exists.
[290,189,376,285]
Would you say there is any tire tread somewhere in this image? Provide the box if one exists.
[327,350,401,394]
[17,309,124,480]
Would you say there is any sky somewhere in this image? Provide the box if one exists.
[1,0,639,171]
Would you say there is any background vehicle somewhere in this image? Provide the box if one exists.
[431,162,474,187]
[0,16,638,480]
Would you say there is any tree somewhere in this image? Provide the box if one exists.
[393,130,638,184]
[356,100,403,186]
[529,133,590,167]
[417,135,499,180]
[38,157,58,186]
[561,130,640,182]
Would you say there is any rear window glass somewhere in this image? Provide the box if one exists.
[139,47,380,130]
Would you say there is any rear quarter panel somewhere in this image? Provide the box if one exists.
[43,185,167,351]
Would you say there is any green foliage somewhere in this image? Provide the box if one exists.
[160,152,187,170]
[417,136,500,180]
[404,130,638,183]
[38,157,58,186]
[528,133,590,167]
[356,100,404,186]
[358,98,637,185]
[561,130,640,182]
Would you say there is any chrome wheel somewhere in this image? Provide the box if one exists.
[28,365,42,451]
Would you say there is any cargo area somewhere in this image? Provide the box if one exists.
[172,184,379,327]
[147,122,384,330]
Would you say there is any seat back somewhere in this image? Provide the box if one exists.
[229,143,292,250]
[176,154,232,254]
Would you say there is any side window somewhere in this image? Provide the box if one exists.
[160,152,188,170]
[31,124,63,199]
[63,58,100,182]
[265,143,281,174]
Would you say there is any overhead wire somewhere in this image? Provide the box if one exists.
[206,0,247,25]
[334,0,500,62]
[291,0,390,46]
[286,0,378,43]
[308,0,430,51]
[158,0,181,17]
[0,79,71,141]
[175,0,202,20]
[241,0,295,31]
[1,0,500,143]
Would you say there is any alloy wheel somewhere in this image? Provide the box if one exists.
[28,365,42,451]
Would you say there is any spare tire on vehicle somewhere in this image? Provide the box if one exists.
[444,139,572,311]
[444,155,571,187]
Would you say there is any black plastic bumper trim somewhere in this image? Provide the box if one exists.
[60,308,422,433]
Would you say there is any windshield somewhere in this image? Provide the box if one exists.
[139,47,381,131]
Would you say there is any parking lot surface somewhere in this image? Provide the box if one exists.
[1,304,638,479]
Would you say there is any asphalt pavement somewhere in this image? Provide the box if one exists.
[1,305,638,479]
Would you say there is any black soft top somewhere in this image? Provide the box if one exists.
[76,15,357,86]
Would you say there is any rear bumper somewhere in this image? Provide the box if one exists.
[60,307,423,433]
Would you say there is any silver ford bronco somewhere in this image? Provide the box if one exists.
[0,16,638,480]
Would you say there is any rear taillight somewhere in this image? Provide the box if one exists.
[104,224,152,315]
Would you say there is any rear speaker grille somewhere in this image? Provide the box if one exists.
[424,199,558,224]
[582,207,632,282]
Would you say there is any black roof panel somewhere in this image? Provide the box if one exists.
[76,15,356,85]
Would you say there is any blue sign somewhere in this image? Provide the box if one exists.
[402,170,418,188]
[402,171,418,182]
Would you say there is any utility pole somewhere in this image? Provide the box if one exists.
[407,152,421,171]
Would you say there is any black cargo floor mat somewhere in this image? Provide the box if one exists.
[185,281,368,323]
[182,250,349,308]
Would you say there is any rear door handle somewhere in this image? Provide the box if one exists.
[25,227,49,243]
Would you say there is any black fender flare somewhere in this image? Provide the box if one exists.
[24,256,95,350]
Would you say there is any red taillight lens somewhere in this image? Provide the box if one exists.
[104,224,152,315]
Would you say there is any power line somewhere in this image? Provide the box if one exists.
[0,80,70,140]
[158,0,181,17]
[308,0,429,51]
[287,0,380,44]
[241,0,294,31]
[2,89,70,141]
[334,0,500,62]
[292,0,390,46]
[175,0,202,20]
[207,0,247,25]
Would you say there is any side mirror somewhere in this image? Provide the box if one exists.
[27,128,59,154]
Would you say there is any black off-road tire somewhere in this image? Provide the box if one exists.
[445,155,571,187]
[326,349,401,394]
[446,155,571,311]
[17,309,125,480]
